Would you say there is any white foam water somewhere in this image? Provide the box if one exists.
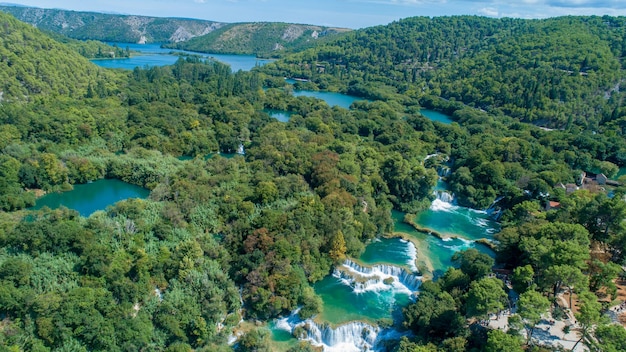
[335,259,422,293]
[429,198,457,212]
[405,241,418,272]
[274,310,383,352]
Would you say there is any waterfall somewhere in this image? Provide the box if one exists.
[237,143,245,155]
[274,311,382,352]
[434,189,454,204]
[437,165,451,177]
[336,259,422,293]
[305,320,379,352]
[404,240,419,272]
[423,153,439,162]
[485,195,504,220]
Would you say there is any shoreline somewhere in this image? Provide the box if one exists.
[385,232,435,281]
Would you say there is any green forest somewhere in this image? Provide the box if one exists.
[1,9,626,352]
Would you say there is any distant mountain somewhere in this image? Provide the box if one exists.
[167,22,351,56]
[0,11,106,101]
[0,5,225,43]
[0,5,350,56]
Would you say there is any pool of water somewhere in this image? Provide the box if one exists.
[420,109,453,124]
[264,109,292,122]
[30,179,149,217]
[392,210,495,277]
[292,90,365,109]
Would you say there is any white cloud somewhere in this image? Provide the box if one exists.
[478,7,499,16]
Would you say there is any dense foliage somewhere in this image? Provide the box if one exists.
[1,10,626,352]
[0,5,350,56]
[43,31,131,59]
[167,23,350,56]
[0,12,116,102]
[261,16,626,128]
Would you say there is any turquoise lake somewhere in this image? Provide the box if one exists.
[264,109,292,122]
[420,109,454,124]
[292,90,365,109]
[31,179,150,217]
[92,42,272,71]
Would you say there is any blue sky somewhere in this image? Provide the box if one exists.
[5,0,626,28]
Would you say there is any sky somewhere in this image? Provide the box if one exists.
[4,0,626,28]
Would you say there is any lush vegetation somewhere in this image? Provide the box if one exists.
[43,32,131,59]
[260,15,626,209]
[1,9,626,352]
[0,5,350,56]
[261,16,626,128]
[167,23,350,57]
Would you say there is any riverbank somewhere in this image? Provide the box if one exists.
[386,232,435,281]
[403,214,448,240]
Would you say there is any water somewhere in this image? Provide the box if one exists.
[392,210,495,278]
[420,109,453,124]
[292,90,364,109]
[264,109,292,122]
[271,197,498,350]
[313,273,412,325]
[30,179,149,217]
[92,42,272,71]
[274,312,384,352]
[358,238,417,272]
[414,199,500,241]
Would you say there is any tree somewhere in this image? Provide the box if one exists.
[541,265,587,308]
[595,324,626,352]
[511,264,534,294]
[235,328,271,352]
[516,290,550,345]
[328,230,347,263]
[484,330,523,352]
[451,248,494,281]
[588,259,621,297]
[464,277,507,319]
[394,337,439,352]
[572,291,605,351]
[403,289,465,342]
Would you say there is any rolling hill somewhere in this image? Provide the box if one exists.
[0,11,110,101]
[262,15,626,130]
[166,22,351,56]
[0,5,350,56]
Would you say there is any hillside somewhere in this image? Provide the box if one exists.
[0,5,350,56]
[0,11,108,101]
[0,5,225,43]
[262,16,626,130]
[1,7,626,352]
[167,22,351,56]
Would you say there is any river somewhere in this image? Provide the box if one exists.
[92,42,272,71]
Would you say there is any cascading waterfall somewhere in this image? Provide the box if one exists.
[437,165,451,177]
[334,259,422,293]
[274,310,383,352]
[423,153,439,162]
[403,239,419,272]
[485,195,504,220]
[434,189,454,203]
[305,320,379,351]
[274,259,421,350]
